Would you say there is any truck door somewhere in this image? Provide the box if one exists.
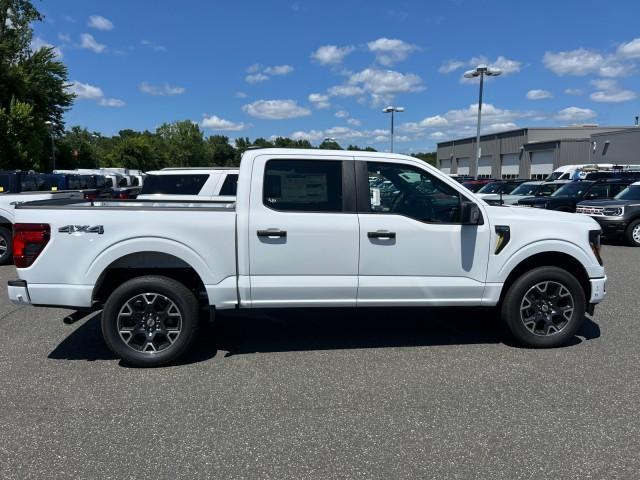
[248,155,359,307]
[355,158,491,306]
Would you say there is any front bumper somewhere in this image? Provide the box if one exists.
[589,276,607,304]
[590,217,628,237]
[8,280,31,305]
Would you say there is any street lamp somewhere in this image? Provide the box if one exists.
[44,121,56,171]
[382,106,404,153]
[463,65,501,178]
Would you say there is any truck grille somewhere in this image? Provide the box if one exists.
[576,206,604,216]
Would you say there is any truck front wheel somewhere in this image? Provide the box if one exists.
[102,275,199,367]
[501,267,585,348]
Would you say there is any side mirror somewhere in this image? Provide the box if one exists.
[461,201,483,225]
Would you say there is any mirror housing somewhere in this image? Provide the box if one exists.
[461,201,483,225]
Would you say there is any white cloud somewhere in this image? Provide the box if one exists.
[287,126,394,144]
[69,81,124,107]
[98,98,125,107]
[438,59,465,74]
[526,89,553,100]
[555,106,597,122]
[335,110,349,118]
[246,64,261,73]
[31,36,63,58]
[88,15,113,31]
[235,91,248,98]
[58,33,71,43]
[485,56,522,75]
[242,99,311,119]
[485,122,518,132]
[589,79,636,103]
[565,88,583,95]
[430,131,446,139]
[347,118,361,126]
[327,85,365,97]
[367,38,417,66]
[139,82,185,96]
[245,73,269,84]
[617,38,640,59]
[543,48,633,78]
[202,115,248,131]
[311,45,354,65]
[141,39,167,52]
[264,65,294,75]
[69,81,103,100]
[291,129,325,141]
[308,93,330,109]
[346,68,424,104]
[79,33,105,53]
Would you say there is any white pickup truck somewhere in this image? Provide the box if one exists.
[7,149,607,367]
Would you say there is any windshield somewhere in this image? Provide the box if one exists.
[615,185,640,200]
[509,182,540,196]
[546,172,563,181]
[551,182,593,198]
[477,182,504,194]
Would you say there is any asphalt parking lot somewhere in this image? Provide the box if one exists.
[0,244,638,480]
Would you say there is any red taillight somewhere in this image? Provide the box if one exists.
[84,192,98,200]
[13,223,50,268]
[114,191,129,199]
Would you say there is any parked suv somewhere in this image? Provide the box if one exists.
[576,181,640,246]
[518,179,633,212]
[481,180,568,206]
[475,179,528,197]
[138,167,239,201]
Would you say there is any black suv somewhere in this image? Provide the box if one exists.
[576,181,640,246]
[475,179,528,195]
[518,179,633,212]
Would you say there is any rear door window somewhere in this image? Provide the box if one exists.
[263,160,343,212]
[219,174,238,196]
[140,174,209,195]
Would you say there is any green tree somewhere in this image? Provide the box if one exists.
[412,152,437,166]
[155,120,207,167]
[319,139,342,150]
[0,0,74,169]
[207,135,236,166]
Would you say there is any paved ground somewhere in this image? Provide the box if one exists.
[0,244,638,479]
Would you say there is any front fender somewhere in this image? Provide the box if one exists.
[492,239,603,283]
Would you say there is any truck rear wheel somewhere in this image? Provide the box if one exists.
[625,219,640,247]
[501,267,585,348]
[0,226,12,265]
[101,275,199,367]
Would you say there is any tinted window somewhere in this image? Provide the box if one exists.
[552,182,594,198]
[95,176,107,189]
[510,182,540,196]
[537,183,562,196]
[20,174,38,192]
[585,184,609,199]
[263,160,343,212]
[67,176,82,190]
[616,185,640,200]
[219,174,238,196]
[141,174,209,195]
[367,162,462,223]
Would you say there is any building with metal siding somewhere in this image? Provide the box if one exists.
[437,127,635,179]
[591,129,640,164]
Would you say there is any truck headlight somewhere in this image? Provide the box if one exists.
[589,230,603,266]
[602,206,624,217]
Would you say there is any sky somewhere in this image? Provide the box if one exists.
[32,0,640,153]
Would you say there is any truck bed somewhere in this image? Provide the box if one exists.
[13,198,238,309]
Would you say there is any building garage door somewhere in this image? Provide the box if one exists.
[501,153,520,179]
[477,156,492,179]
[457,157,470,175]
[530,150,554,180]
[439,159,451,174]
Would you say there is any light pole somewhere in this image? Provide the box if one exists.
[463,65,501,178]
[44,121,56,171]
[383,106,404,153]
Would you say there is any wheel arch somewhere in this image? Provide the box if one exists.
[498,251,591,307]
[92,251,209,305]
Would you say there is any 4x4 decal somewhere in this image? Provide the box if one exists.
[58,225,104,234]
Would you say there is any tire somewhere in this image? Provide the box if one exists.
[501,266,585,348]
[0,226,12,265]
[625,219,640,247]
[101,275,199,367]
